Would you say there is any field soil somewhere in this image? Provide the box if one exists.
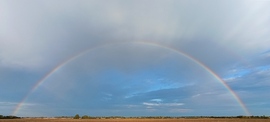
[0,119,270,122]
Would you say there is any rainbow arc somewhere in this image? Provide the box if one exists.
[12,41,251,116]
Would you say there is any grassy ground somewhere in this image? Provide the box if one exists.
[0,119,270,122]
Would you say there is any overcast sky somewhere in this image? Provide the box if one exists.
[1,0,270,117]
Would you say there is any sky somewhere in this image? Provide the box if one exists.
[0,0,270,117]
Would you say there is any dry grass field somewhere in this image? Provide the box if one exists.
[0,119,270,122]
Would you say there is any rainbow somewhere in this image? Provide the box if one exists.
[12,41,251,116]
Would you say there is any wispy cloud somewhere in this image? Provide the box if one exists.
[143,102,184,107]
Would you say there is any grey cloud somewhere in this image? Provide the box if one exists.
[1,0,270,71]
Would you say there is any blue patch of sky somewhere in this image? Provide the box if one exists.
[224,69,252,80]
[256,65,270,71]
[98,68,181,90]
[93,61,193,100]
[223,64,270,80]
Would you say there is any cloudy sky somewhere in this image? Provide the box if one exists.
[1,0,270,117]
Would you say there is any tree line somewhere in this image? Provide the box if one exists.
[73,114,270,119]
[0,115,20,119]
[1,114,269,119]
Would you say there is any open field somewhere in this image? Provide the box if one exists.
[1,119,270,122]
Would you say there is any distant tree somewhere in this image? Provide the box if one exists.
[74,114,80,119]
[81,115,89,119]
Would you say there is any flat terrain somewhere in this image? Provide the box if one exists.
[0,119,270,122]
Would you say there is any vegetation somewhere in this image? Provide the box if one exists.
[0,115,20,119]
[236,115,269,119]
[73,114,80,119]
[82,115,94,119]
[71,114,270,119]
[1,114,269,120]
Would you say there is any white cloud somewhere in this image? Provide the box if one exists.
[143,102,184,107]
[150,99,163,102]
